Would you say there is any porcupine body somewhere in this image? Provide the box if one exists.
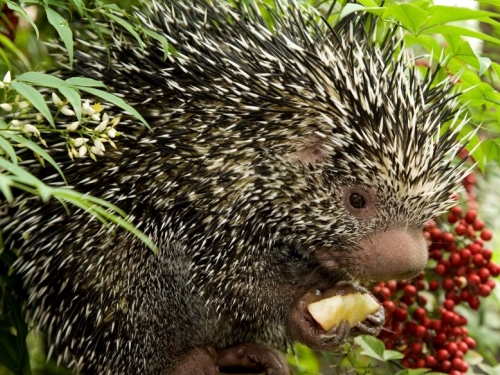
[1,0,468,373]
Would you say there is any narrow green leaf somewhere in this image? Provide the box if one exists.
[58,86,82,121]
[5,133,67,184]
[45,7,74,66]
[65,77,106,88]
[7,1,39,38]
[0,173,14,202]
[0,132,18,164]
[10,81,55,127]
[16,71,65,88]
[0,157,42,187]
[384,3,429,34]
[0,34,31,70]
[79,87,149,128]
[105,13,145,52]
[143,29,170,60]
[0,47,12,72]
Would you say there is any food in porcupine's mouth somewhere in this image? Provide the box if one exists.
[307,292,380,331]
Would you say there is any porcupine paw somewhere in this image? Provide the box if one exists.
[216,343,290,375]
[332,281,385,336]
[172,346,220,375]
[354,305,385,335]
[288,289,352,351]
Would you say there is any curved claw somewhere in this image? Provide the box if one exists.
[354,306,385,335]
[320,320,351,346]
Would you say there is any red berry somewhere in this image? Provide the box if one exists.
[479,284,491,297]
[481,229,493,241]
[414,325,427,338]
[442,232,455,244]
[478,267,490,282]
[441,360,452,372]
[473,219,485,231]
[457,340,469,353]
[434,332,447,345]
[425,355,437,368]
[448,212,459,224]
[436,349,449,361]
[464,209,477,224]
[468,274,481,285]
[435,264,446,276]
[382,300,396,314]
[488,262,500,277]
[444,299,455,310]
[482,248,493,261]
[473,253,485,267]
[459,249,471,261]
[393,308,408,321]
[411,341,423,354]
[455,224,467,236]
[429,280,439,291]
[446,342,458,356]
[404,285,417,297]
[468,296,481,310]
[451,206,463,217]
[443,278,455,290]
[463,337,476,349]
[450,252,462,266]
[413,307,426,321]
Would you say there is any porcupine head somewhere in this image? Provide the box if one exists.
[4,0,472,373]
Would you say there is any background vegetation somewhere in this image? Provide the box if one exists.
[0,0,500,374]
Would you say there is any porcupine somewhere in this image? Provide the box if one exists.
[0,0,469,373]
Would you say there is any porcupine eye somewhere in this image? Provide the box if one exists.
[349,193,366,209]
[343,186,376,218]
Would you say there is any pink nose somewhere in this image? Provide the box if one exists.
[358,228,428,281]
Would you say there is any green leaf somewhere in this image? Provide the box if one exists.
[79,87,149,128]
[482,139,500,164]
[0,173,14,202]
[383,349,405,361]
[0,34,31,70]
[4,133,67,184]
[443,35,479,69]
[0,134,17,165]
[45,7,74,66]
[354,335,385,361]
[384,3,429,34]
[423,25,500,46]
[478,56,492,76]
[10,81,55,127]
[404,34,443,56]
[16,71,65,88]
[65,77,107,88]
[143,29,170,60]
[7,1,39,39]
[105,13,146,52]
[58,86,82,121]
[426,5,500,28]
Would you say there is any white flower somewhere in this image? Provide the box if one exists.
[94,138,105,152]
[73,137,88,147]
[90,146,104,156]
[61,106,75,116]
[111,117,120,126]
[10,120,20,128]
[107,128,117,138]
[52,92,63,107]
[36,114,43,122]
[3,71,11,84]
[91,113,100,122]
[0,82,4,89]
[67,121,80,131]
[24,124,40,137]
[18,101,29,109]
[82,99,91,114]
[95,121,107,132]
[0,103,12,111]
[78,145,88,157]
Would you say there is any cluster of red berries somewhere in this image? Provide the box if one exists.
[373,173,499,375]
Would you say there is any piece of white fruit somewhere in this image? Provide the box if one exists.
[306,293,380,331]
